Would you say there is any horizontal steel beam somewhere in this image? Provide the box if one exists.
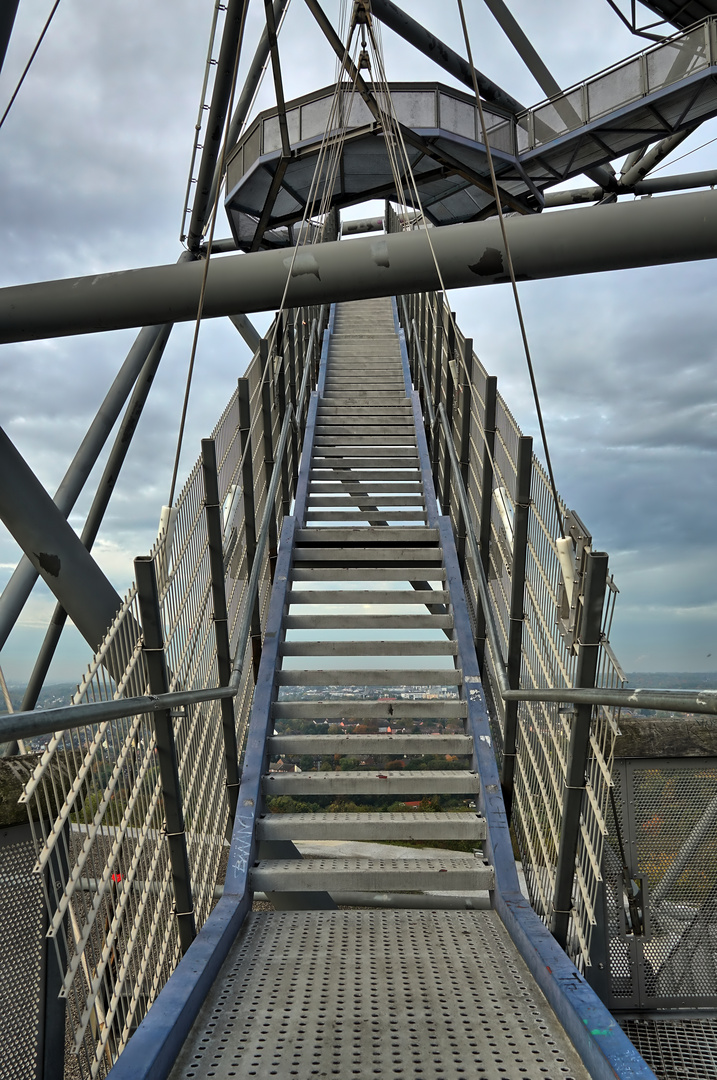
[544,169,717,207]
[1,191,716,342]
[2,677,717,748]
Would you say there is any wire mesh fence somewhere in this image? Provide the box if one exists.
[400,288,624,971]
[17,303,327,1078]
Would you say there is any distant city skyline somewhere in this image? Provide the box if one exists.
[0,1,715,682]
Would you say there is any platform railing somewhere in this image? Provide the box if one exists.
[399,287,624,971]
[16,302,327,1078]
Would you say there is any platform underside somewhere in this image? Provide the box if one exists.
[169,909,589,1080]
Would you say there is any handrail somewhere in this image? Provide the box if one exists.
[0,312,325,746]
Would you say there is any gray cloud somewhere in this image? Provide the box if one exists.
[1,0,715,680]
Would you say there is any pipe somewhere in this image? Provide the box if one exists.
[370,0,524,115]
[2,191,717,343]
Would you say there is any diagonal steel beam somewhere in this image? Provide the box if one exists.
[483,0,616,189]
[370,0,524,115]
[303,0,530,215]
[187,0,251,251]
[0,427,124,654]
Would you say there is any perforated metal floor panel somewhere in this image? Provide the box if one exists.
[169,910,589,1080]
[618,1017,717,1079]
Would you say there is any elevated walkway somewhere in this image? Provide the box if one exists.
[226,18,717,242]
[109,299,656,1080]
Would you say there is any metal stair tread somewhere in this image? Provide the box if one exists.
[257,812,485,841]
[268,733,472,752]
[272,700,467,718]
[251,858,495,892]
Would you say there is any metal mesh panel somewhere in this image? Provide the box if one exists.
[401,291,623,970]
[0,823,45,1080]
[19,305,326,1077]
[603,759,717,1010]
[619,1017,717,1080]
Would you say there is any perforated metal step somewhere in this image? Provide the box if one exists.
[168,910,590,1080]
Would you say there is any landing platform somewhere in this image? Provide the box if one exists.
[169,909,589,1080]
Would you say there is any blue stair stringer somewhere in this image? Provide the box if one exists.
[107,299,656,1080]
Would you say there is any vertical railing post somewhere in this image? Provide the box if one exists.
[201,438,240,827]
[287,311,299,491]
[499,435,532,822]
[431,302,443,495]
[237,377,263,679]
[551,550,609,950]
[441,313,457,513]
[456,337,473,570]
[260,339,278,581]
[134,556,196,954]
[474,375,497,668]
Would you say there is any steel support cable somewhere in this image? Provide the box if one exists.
[171,18,359,511]
[180,0,227,243]
[0,0,62,132]
[363,20,504,490]
[456,0,565,539]
[168,19,247,508]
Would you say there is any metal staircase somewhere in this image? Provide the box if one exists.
[157,299,603,1080]
[253,297,492,900]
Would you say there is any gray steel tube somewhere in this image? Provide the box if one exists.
[2,191,716,342]
[0,428,124,652]
[0,0,19,75]
[187,0,250,249]
[370,0,524,115]
[0,322,165,651]
[544,169,717,207]
[205,0,290,217]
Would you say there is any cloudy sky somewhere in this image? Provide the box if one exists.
[0,0,716,684]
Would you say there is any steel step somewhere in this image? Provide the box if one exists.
[251,857,494,893]
[284,614,454,629]
[296,527,439,542]
[287,589,450,604]
[268,733,472,754]
[257,811,484,841]
[308,482,423,492]
[290,566,446,580]
[272,700,468,719]
[276,669,461,686]
[264,769,479,795]
[309,470,424,482]
[280,639,457,656]
[304,511,427,522]
[312,457,420,470]
[306,495,426,506]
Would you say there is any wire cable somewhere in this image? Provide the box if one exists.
[168,9,248,507]
[456,0,565,539]
[0,0,62,133]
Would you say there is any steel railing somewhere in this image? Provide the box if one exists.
[398,286,622,970]
[15,301,327,1078]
